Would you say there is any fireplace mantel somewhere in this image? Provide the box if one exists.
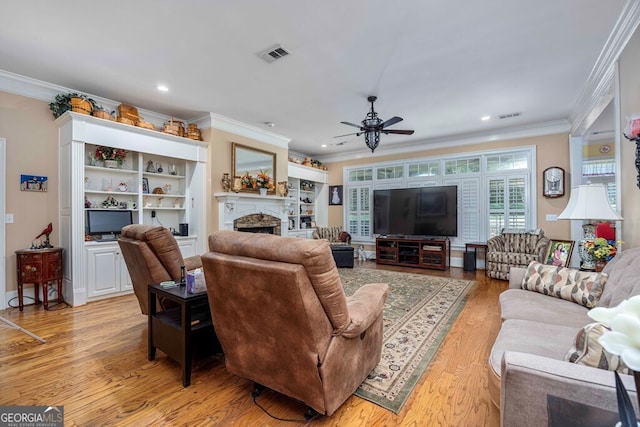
[213,192,294,236]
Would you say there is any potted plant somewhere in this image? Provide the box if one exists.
[49,93,97,118]
[95,145,128,168]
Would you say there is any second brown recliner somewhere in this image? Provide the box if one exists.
[201,230,388,416]
[118,224,202,315]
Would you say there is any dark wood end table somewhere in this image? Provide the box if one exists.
[465,242,488,274]
[147,283,217,387]
[15,247,64,311]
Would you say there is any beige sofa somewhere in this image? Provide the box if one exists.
[489,246,640,426]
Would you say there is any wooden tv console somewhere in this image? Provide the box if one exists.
[376,236,450,270]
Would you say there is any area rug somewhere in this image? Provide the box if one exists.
[339,268,475,413]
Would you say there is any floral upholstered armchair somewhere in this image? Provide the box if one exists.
[312,226,351,244]
[486,228,550,280]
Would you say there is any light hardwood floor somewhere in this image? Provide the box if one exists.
[0,262,506,426]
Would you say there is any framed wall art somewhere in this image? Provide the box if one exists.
[329,185,343,206]
[20,174,48,192]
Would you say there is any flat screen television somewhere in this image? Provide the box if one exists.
[373,186,458,237]
[86,209,133,236]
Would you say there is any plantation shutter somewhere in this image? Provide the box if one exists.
[444,177,480,246]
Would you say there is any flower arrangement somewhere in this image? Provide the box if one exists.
[95,146,128,166]
[254,170,274,190]
[584,237,621,261]
[240,173,254,189]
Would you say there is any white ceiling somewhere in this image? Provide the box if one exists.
[0,1,628,160]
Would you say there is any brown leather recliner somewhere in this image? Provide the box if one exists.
[202,230,388,416]
[118,224,202,315]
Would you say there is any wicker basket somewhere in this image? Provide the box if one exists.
[136,120,155,130]
[116,117,135,126]
[162,119,185,137]
[92,110,112,120]
[117,104,139,123]
[70,97,93,115]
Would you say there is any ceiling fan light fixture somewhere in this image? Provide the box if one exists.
[365,130,380,152]
[336,96,413,154]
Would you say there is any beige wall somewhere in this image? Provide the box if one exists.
[0,91,59,293]
[619,28,640,248]
[325,133,572,249]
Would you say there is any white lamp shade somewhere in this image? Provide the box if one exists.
[557,184,623,221]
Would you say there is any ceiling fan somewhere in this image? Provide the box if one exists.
[336,96,414,152]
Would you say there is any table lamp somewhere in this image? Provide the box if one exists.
[557,183,622,270]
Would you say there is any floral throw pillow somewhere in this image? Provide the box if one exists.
[521,261,608,308]
[564,322,629,373]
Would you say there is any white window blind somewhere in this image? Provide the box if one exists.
[445,177,480,246]
[347,185,371,239]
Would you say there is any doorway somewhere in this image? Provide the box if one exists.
[1,137,6,309]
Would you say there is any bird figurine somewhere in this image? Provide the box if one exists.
[35,222,53,248]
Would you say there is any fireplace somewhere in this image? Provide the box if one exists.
[234,213,281,236]
[214,192,292,236]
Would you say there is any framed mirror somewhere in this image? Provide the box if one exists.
[232,142,277,193]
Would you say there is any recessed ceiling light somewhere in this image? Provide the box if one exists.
[321,144,327,148]
[157,85,169,92]
[264,122,275,128]
[481,115,491,121]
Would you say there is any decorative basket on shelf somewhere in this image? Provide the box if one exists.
[92,109,112,120]
[70,96,93,115]
[162,119,185,137]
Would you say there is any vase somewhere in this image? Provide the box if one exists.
[259,188,267,197]
[595,259,607,272]
[105,159,118,169]
[221,173,231,192]
[277,181,288,197]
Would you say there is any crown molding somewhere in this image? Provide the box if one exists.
[570,0,640,135]
[316,119,570,163]
[193,112,290,149]
[0,69,184,127]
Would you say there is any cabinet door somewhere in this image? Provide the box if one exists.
[86,245,121,298]
[177,237,197,258]
[119,254,132,291]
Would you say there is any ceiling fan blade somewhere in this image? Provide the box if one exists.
[381,116,403,129]
[334,132,361,138]
[382,129,415,135]
[340,121,363,129]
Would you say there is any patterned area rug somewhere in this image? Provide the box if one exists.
[339,268,475,413]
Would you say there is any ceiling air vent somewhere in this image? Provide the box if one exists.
[257,44,291,64]
[498,112,521,120]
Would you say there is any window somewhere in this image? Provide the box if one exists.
[488,176,527,237]
[582,159,615,176]
[347,186,371,239]
[408,161,439,177]
[343,148,535,245]
[486,153,528,171]
[376,165,404,180]
[348,168,373,182]
[444,158,480,175]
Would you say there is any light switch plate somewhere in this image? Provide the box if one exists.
[546,214,558,221]
[5,213,14,223]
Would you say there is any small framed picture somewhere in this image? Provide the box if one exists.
[545,239,574,267]
[142,177,149,194]
[329,185,343,206]
[20,174,48,192]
